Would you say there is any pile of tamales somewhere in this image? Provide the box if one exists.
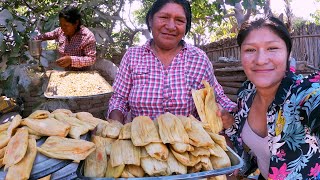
[84,80,232,179]
[0,109,104,179]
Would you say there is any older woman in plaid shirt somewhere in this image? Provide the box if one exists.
[107,0,236,125]
[35,5,96,71]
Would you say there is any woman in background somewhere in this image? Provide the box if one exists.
[35,5,96,70]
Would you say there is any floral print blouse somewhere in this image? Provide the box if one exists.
[226,71,320,180]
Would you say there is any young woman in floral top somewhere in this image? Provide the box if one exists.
[225,16,320,179]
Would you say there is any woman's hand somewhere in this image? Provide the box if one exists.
[217,104,235,129]
[56,56,72,67]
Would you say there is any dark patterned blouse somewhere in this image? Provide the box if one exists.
[226,70,320,179]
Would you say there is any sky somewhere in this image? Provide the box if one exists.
[270,0,320,20]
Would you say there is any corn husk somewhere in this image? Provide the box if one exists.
[54,112,90,139]
[7,114,22,137]
[141,155,168,176]
[28,110,51,119]
[102,137,116,155]
[6,138,37,180]
[157,113,189,144]
[105,159,125,178]
[170,148,190,166]
[0,122,11,132]
[3,128,29,170]
[206,131,228,151]
[51,109,73,116]
[0,131,10,149]
[126,165,145,177]
[170,142,193,153]
[37,136,95,163]
[118,122,131,140]
[166,151,187,175]
[102,120,123,139]
[145,142,169,161]
[84,135,108,177]
[75,112,109,129]
[203,80,223,134]
[190,147,210,157]
[22,118,70,137]
[209,144,231,169]
[180,115,214,147]
[131,116,161,146]
[110,140,140,167]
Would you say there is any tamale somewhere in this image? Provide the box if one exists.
[166,151,187,175]
[209,144,231,169]
[189,153,201,166]
[95,122,108,137]
[20,126,45,137]
[118,122,131,140]
[51,108,73,116]
[157,112,189,144]
[102,120,123,139]
[200,156,213,171]
[131,116,161,146]
[0,122,11,132]
[105,160,125,178]
[3,128,29,170]
[0,131,10,149]
[7,114,22,137]
[54,112,90,139]
[0,158,3,168]
[75,112,109,129]
[102,137,116,155]
[190,147,211,157]
[170,148,190,166]
[22,117,70,137]
[203,80,223,134]
[206,131,228,151]
[185,115,215,147]
[140,147,149,158]
[84,135,108,177]
[120,167,135,178]
[28,110,51,119]
[37,136,95,163]
[0,146,5,158]
[141,155,168,176]
[191,88,207,123]
[170,142,193,153]
[110,140,140,167]
[187,162,202,173]
[6,138,37,180]
[145,142,169,161]
[126,165,145,177]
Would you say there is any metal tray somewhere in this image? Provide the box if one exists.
[44,70,113,100]
[76,146,243,180]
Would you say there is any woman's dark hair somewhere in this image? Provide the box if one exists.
[237,16,292,58]
[59,5,82,31]
[145,0,192,35]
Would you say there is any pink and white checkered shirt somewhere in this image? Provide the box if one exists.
[35,26,96,68]
[108,40,236,120]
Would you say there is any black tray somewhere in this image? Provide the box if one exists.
[76,146,243,180]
